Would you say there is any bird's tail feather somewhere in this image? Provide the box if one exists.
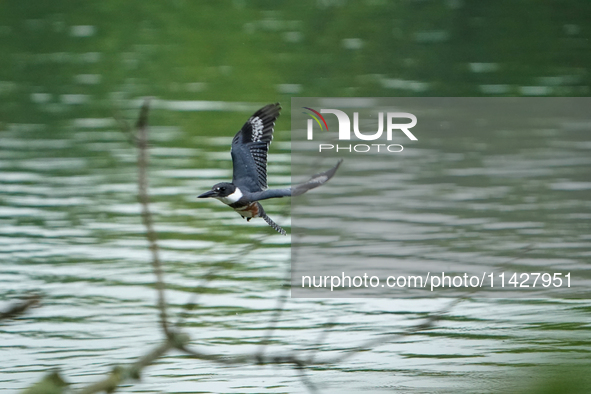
[261,212,286,235]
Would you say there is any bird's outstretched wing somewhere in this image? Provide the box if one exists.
[250,159,343,201]
[231,103,281,193]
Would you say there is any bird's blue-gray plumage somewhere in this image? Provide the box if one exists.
[231,103,279,193]
[198,103,342,235]
[250,160,342,201]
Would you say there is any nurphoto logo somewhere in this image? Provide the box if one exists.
[302,107,418,153]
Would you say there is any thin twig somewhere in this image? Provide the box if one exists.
[254,202,296,356]
[175,297,449,368]
[73,100,184,394]
[294,362,320,394]
[318,297,457,365]
[113,110,138,145]
[255,264,291,357]
[77,334,189,394]
[135,99,172,339]
[175,231,276,327]
[176,196,292,328]
[74,101,458,394]
[306,317,337,364]
[0,294,40,321]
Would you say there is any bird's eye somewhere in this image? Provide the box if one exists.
[220,187,226,191]
[215,187,220,191]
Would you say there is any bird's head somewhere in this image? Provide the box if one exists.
[197,182,236,199]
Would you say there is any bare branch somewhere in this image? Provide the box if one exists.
[77,333,190,394]
[26,102,462,394]
[256,266,291,357]
[322,297,460,365]
[134,98,172,339]
[0,294,40,322]
[113,109,137,145]
[306,317,337,364]
[294,362,320,394]
[174,299,450,370]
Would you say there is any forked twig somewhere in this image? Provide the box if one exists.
[27,101,461,394]
[135,99,172,339]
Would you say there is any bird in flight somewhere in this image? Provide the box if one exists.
[198,103,342,235]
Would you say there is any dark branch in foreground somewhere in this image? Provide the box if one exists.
[91,100,453,393]
[77,334,189,394]
[0,294,40,322]
[24,100,457,394]
[134,99,172,339]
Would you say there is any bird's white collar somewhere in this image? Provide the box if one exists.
[217,187,243,204]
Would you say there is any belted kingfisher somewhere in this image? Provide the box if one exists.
[198,103,342,235]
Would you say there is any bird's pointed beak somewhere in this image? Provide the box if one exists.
[197,190,216,198]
